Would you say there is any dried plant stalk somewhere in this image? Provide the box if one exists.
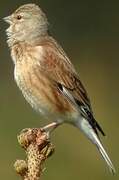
[14,128,54,180]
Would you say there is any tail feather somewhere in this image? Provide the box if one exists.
[76,117,116,174]
[97,139,116,174]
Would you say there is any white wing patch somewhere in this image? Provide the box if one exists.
[58,84,78,109]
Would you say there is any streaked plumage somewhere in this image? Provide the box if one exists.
[4,3,115,173]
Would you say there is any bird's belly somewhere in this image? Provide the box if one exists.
[21,88,49,116]
[14,66,78,121]
[14,66,49,115]
[15,76,50,117]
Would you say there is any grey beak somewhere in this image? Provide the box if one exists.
[3,15,12,23]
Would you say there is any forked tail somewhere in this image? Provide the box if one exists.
[76,117,116,174]
[95,134,116,174]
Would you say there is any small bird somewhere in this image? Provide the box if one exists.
[4,3,115,173]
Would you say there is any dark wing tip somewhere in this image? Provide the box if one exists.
[95,121,106,136]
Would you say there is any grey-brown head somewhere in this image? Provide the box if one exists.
[4,4,49,46]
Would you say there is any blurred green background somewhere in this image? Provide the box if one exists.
[0,0,119,179]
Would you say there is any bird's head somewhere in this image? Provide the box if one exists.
[4,3,49,46]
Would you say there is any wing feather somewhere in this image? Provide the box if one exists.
[34,37,105,136]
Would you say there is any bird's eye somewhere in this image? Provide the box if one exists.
[16,15,22,20]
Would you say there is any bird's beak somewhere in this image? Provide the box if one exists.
[3,15,12,24]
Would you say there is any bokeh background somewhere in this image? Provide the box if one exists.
[0,0,119,179]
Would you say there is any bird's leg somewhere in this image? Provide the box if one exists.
[41,121,62,133]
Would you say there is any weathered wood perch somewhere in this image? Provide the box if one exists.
[14,128,55,180]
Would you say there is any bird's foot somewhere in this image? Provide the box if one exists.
[41,122,62,134]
